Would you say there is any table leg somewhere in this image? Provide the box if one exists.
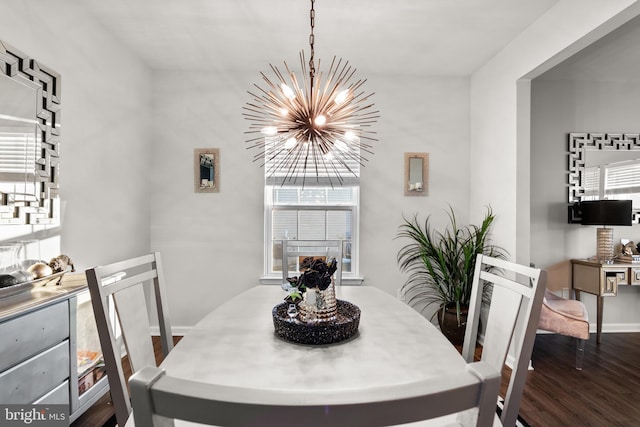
[596,296,603,344]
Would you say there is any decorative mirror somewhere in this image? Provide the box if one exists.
[568,133,640,222]
[194,148,219,193]
[0,40,61,225]
[404,152,428,197]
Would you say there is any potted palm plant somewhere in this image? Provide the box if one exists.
[396,206,505,345]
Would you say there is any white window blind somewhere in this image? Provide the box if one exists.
[583,167,600,197]
[605,162,640,195]
[266,186,357,276]
[0,130,38,177]
[272,209,353,241]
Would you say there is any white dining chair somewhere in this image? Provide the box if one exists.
[85,252,174,427]
[281,239,344,286]
[129,361,501,427]
[403,255,546,427]
[459,254,547,427]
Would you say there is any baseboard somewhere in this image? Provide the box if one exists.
[595,323,640,333]
[538,324,640,334]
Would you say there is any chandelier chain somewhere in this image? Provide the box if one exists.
[309,0,316,80]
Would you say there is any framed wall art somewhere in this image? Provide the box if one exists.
[404,152,429,196]
[194,148,219,193]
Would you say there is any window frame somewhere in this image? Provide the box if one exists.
[262,186,361,284]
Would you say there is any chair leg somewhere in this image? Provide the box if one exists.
[576,338,586,370]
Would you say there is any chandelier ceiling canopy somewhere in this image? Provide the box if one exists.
[243,0,379,187]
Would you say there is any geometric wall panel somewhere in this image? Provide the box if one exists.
[0,39,61,225]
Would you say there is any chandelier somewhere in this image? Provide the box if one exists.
[243,0,378,186]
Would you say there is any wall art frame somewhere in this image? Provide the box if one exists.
[404,152,429,197]
[194,148,219,193]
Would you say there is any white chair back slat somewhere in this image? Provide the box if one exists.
[481,286,524,370]
[113,285,157,372]
[96,269,158,297]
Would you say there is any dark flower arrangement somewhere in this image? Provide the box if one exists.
[284,257,338,303]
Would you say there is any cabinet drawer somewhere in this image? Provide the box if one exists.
[0,340,70,404]
[33,380,69,405]
[0,301,69,372]
[631,268,640,285]
[601,268,626,296]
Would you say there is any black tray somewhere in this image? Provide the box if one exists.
[272,299,361,345]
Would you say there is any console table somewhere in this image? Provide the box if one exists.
[571,259,640,343]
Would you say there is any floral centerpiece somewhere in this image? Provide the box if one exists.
[284,257,337,301]
[272,256,361,345]
[283,257,338,322]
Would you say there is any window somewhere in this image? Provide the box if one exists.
[265,186,358,279]
[261,134,361,282]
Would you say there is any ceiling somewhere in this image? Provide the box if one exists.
[81,0,559,76]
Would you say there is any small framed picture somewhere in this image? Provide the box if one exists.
[194,148,219,193]
[404,152,429,196]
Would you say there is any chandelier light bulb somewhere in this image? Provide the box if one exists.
[284,137,297,149]
[261,126,278,136]
[335,89,349,104]
[314,114,326,126]
[280,83,295,100]
[344,131,356,141]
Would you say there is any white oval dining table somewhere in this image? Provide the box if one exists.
[126,285,497,426]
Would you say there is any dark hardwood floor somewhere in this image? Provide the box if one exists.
[72,333,640,427]
[512,332,640,426]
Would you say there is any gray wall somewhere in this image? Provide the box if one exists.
[531,77,640,330]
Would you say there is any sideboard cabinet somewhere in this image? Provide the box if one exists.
[0,274,108,422]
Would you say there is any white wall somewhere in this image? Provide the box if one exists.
[0,0,152,267]
[360,74,472,313]
[151,70,472,328]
